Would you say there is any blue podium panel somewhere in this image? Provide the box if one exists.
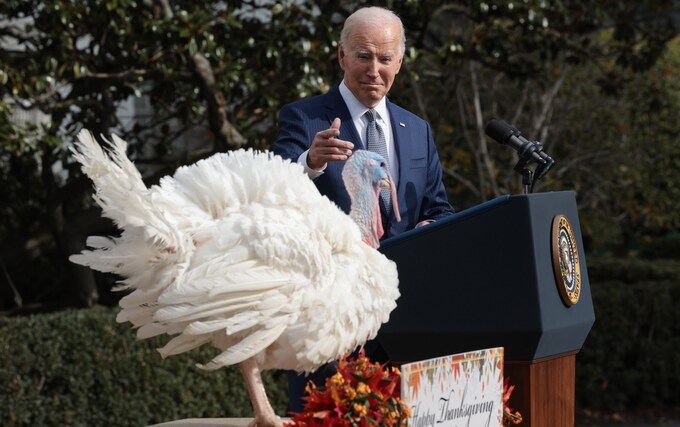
[377,191,595,362]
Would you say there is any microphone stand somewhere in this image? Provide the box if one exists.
[513,157,534,194]
[512,138,544,194]
[532,141,555,187]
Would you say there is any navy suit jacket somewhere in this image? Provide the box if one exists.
[273,85,454,239]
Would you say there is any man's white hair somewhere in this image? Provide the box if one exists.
[340,7,406,56]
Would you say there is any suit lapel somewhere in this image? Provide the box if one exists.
[322,86,364,149]
[387,100,409,199]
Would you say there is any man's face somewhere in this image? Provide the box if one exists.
[339,22,403,108]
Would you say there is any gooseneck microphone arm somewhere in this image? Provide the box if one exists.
[484,119,555,194]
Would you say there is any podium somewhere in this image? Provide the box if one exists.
[377,191,595,426]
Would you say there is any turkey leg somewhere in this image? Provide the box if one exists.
[239,357,282,427]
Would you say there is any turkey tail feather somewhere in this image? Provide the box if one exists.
[69,130,177,249]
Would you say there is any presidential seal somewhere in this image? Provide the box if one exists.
[551,215,581,306]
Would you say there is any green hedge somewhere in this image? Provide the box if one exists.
[576,257,680,411]
[0,307,289,426]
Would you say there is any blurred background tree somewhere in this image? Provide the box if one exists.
[0,0,678,311]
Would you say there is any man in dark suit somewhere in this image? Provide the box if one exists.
[273,6,453,238]
[272,5,455,411]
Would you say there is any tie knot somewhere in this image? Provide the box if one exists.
[365,109,378,123]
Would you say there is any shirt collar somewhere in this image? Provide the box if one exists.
[339,81,389,123]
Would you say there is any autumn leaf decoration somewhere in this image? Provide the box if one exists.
[503,377,523,425]
[285,350,411,427]
[407,364,422,399]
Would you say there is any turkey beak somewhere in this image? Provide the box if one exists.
[379,172,401,223]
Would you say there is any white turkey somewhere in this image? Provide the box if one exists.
[69,130,401,427]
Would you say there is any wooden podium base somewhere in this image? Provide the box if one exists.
[504,352,576,427]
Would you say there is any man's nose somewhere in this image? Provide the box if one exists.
[366,59,380,77]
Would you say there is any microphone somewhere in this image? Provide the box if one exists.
[484,119,546,165]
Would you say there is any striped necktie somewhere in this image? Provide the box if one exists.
[364,109,392,213]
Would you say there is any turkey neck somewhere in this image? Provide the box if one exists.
[349,184,383,249]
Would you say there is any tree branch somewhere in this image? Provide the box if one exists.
[402,61,429,122]
[191,52,246,151]
[442,167,481,197]
[469,60,500,198]
[0,256,22,309]
[530,64,572,138]
[81,69,155,79]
